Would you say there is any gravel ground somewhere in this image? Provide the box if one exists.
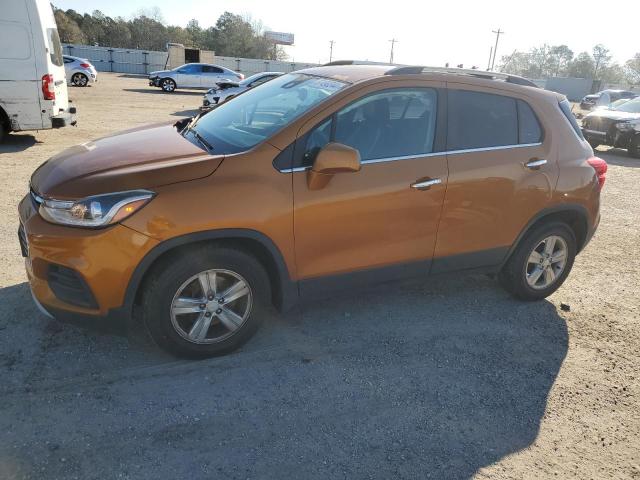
[0,73,638,480]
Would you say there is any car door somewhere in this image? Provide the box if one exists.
[290,83,448,295]
[432,85,556,272]
[176,64,202,88]
[201,65,225,88]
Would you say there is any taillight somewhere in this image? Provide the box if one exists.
[42,74,55,100]
[237,73,245,80]
[587,156,607,191]
[80,63,91,68]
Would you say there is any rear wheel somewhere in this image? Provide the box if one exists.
[71,72,88,87]
[142,246,271,358]
[629,135,640,159]
[499,222,576,301]
[161,78,176,92]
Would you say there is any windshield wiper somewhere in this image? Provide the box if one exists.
[183,126,214,153]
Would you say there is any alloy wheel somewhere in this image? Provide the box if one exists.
[525,235,568,290]
[72,73,88,87]
[162,79,175,92]
[170,269,253,344]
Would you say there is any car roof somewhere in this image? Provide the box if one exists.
[296,64,560,101]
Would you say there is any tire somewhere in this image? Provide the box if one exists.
[628,136,640,159]
[498,222,576,301]
[71,72,88,87]
[142,246,271,358]
[160,78,177,92]
[588,139,600,150]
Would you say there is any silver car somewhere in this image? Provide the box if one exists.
[201,71,284,109]
[149,63,243,93]
[63,55,98,87]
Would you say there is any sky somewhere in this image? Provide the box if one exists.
[53,0,639,67]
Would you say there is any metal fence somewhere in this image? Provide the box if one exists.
[62,44,167,75]
[62,44,318,76]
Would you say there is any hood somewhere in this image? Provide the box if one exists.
[149,70,170,77]
[585,110,640,121]
[31,123,223,199]
[216,80,241,89]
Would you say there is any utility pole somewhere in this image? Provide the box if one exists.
[329,40,335,62]
[389,38,398,64]
[490,28,504,71]
[487,46,493,70]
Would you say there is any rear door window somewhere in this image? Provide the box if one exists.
[447,90,518,150]
[202,65,223,73]
[47,28,63,67]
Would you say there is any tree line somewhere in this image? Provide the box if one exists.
[53,6,287,60]
[499,44,640,85]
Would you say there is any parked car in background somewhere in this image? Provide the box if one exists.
[582,97,640,157]
[201,71,284,110]
[21,65,606,358]
[593,98,631,111]
[149,63,244,92]
[0,0,76,143]
[579,89,637,110]
[63,55,97,87]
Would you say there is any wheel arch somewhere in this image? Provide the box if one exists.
[126,229,298,316]
[503,204,591,267]
[0,104,9,130]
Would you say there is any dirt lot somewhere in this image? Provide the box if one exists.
[0,73,638,479]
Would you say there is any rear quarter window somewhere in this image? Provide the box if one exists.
[517,100,543,144]
[559,99,584,139]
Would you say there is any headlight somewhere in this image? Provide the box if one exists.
[616,120,640,132]
[39,190,154,228]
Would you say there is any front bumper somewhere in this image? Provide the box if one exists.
[149,76,160,87]
[18,194,159,322]
[51,107,77,128]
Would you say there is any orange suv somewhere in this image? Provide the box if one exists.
[19,64,607,357]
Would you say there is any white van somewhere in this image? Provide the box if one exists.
[0,0,76,143]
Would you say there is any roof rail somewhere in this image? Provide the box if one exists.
[385,66,538,88]
[324,60,395,67]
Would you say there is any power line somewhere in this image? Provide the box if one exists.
[389,38,398,64]
[490,28,504,71]
[329,40,335,62]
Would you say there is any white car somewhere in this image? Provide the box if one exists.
[149,63,244,92]
[201,71,284,109]
[63,55,97,87]
[0,0,76,143]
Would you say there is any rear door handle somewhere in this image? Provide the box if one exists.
[524,159,547,169]
[411,178,442,190]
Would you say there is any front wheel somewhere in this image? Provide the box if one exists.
[142,246,271,358]
[499,223,576,301]
[161,78,176,92]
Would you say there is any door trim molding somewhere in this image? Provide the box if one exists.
[277,143,543,173]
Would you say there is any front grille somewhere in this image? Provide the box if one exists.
[18,224,28,257]
[48,264,98,309]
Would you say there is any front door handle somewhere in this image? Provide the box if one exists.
[411,178,442,190]
[524,159,547,169]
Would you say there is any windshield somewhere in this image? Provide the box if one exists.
[612,98,640,113]
[190,73,348,154]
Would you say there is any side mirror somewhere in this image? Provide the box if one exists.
[307,142,361,190]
